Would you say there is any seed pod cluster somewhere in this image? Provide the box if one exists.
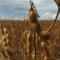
[2,27,16,60]
[2,28,10,52]
[29,8,38,22]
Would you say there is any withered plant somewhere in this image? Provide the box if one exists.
[1,27,16,60]
[28,0,60,60]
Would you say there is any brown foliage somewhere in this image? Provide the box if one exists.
[0,20,60,60]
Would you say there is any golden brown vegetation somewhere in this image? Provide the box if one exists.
[0,20,60,60]
[1,27,16,60]
[0,1,59,60]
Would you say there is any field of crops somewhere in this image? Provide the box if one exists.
[0,20,60,60]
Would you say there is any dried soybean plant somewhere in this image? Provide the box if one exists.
[28,0,60,60]
[20,29,36,60]
[0,26,16,60]
[19,30,29,60]
[21,30,34,60]
[0,25,8,59]
[26,30,36,60]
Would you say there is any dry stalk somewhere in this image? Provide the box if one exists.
[54,0,60,7]
[35,33,40,48]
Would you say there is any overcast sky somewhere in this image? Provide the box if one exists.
[0,0,60,20]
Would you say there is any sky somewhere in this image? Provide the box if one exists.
[0,0,60,20]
